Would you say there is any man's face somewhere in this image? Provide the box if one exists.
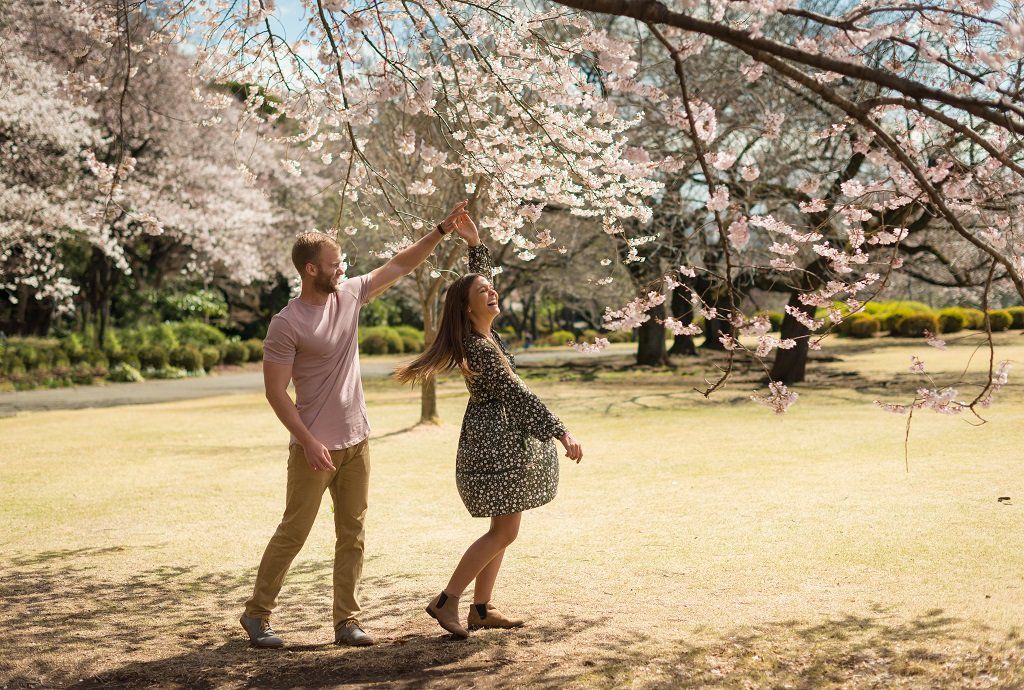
[308,245,344,294]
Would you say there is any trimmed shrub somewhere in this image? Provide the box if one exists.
[61,333,86,363]
[3,353,26,376]
[200,346,221,371]
[604,329,632,343]
[102,329,123,360]
[878,306,920,332]
[393,325,424,354]
[360,327,403,355]
[894,312,941,338]
[70,364,97,385]
[841,313,881,338]
[243,339,264,362]
[173,320,227,348]
[170,345,204,371]
[148,366,188,379]
[961,308,986,329]
[221,341,250,365]
[138,344,169,370]
[938,307,968,333]
[359,332,391,355]
[1007,306,1024,329]
[543,329,575,347]
[145,323,179,350]
[85,349,109,369]
[987,309,1012,332]
[107,363,144,383]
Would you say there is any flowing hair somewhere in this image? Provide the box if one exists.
[394,273,484,385]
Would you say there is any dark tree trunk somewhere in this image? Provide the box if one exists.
[667,284,697,356]
[636,300,668,366]
[696,277,732,351]
[770,293,814,384]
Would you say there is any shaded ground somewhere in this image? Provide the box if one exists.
[2,334,1023,688]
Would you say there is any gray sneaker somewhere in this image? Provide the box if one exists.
[334,619,375,646]
[240,613,284,648]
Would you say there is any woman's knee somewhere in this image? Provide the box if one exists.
[488,517,520,546]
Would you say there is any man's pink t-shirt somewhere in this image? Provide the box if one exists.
[262,274,373,450]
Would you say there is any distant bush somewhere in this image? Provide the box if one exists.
[107,363,144,383]
[842,313,881,338]
[173,320,227,348]
[392,325,425,354]
[360,326,403,355]
[938,307,969,333]
[200,346,221,371]
[544,330,576,347]
[987,309,1012,332]
[148,366,188,379]
[61,333,86,363]
[169,345,204,372]
[894,312,940,337]
[1007,306,1024,329]
[138,344,169,370]
[243,338,264,362]
[221,340,250,365]
[604,329,633,343]
[762,311,785,332]
[961,308,986,329]
[145,323,179,350]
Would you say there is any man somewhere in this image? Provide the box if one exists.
[240,201,474,648]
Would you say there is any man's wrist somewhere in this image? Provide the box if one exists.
[435,222,448,236]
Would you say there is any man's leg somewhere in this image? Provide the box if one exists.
[245,444,331,620]
[328,439,370,626]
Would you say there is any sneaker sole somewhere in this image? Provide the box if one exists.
[426,605,469,638]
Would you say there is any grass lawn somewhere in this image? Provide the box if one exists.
[1,334,1023,688]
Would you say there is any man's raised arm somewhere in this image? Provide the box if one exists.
[365,200,469,301]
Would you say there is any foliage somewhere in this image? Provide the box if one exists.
[1006,306,1024,329]
[894,313,941,338]
[169,345,204,372]
[987,310,1012,332]
[961,308,986,330]
[937,307,968,334]
[359,326,404,355]
[107,363,144,383]
[392,325,425,354]
[544,330,577,347]
[200,346,221,371]
[243,339,264,362]
[138,345,170,370]
[173,321,227,348]
[221,341,250,365]
[841,314,881,339]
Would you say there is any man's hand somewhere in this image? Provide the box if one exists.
[438,200,469,235]
[301,438,336,472]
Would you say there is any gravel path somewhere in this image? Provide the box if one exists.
[0,345,630,416]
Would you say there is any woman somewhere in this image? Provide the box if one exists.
[394,211,583,638]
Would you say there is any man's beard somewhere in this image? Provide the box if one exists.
[314,273,337,293]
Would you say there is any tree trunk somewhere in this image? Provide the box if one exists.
[696,276,732,351]
[769,292,814,384]
[419,300,441,424]
[636,301,668,366]
[667,284,697,356]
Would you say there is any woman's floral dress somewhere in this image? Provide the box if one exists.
[454,245,567,517]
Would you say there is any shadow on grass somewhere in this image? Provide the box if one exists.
[3,548,1023,688]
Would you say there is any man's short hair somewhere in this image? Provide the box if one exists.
[291,232,340,275]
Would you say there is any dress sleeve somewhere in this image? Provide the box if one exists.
[467,244,494,281]
[467,337,567,441]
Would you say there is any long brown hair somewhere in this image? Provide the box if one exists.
[394,273,485,385]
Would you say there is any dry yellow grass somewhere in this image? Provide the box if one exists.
[1,335,1023,688]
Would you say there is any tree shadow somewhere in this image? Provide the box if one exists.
[3,547,1023,688]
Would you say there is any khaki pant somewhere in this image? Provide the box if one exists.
[245,439,370,626]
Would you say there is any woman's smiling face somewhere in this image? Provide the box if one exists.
[468,275,500,319]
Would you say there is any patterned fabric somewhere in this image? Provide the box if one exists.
[454,245,567,517]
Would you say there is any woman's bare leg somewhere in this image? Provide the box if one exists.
[472,547,505,603]
[444,513,521,598]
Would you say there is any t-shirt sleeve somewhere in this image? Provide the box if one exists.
[262,315,298,366]
[354,273,374,306]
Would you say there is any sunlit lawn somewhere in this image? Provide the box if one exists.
[2,333,1023,688]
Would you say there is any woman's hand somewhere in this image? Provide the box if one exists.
[438,200,469,235]
[559,432,583,463]
[453,209,480,247]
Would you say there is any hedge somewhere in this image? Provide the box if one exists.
[894,312,941,337]
[987,309,1012,332]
